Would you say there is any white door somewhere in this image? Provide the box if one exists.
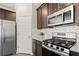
[17,16,32,54]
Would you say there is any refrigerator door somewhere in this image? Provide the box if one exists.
[2,20,16,55]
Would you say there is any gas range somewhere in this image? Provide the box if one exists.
[42,32,76,56]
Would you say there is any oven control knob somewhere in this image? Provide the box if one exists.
[61,48,64,51]
[51,45,53,47]
[56,47,59,49]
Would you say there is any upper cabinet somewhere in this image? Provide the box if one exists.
[48,3,58,15]
[37,3,48,29]
[37,6,42,29]
[0,8,16,21]
[48,3,73,15]
[73,3,79,25]
[5,10,16,21]
[58,3,73,10]
[0,9,5,19]
[41,3,48,28]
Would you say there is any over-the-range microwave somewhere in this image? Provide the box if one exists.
[47,5,74,27]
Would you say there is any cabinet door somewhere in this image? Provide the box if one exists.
[0,9,5,19]
[32,39,37,56]
[70,50,79,56]
[58,3,72,10]
[36,44,42,56]
[5,11,16,21]
[37,7,42,29]
[41,3,48,28]
[32,42,36,56]
[48,3,58,15]
[36,40,42,56]
[73,3,79,25]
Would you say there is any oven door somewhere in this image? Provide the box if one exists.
[42,45,69,56]
[42,47,60,56]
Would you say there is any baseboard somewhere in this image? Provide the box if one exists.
[16,50,33,55]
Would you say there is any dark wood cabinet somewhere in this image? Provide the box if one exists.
[70,50,79,56]
[32,39,37,56]
[37,7,42,29]
[5,11,16,21]
[32,39,42,56]
[36,40,42,56]
[0,8,16,21]
[41,3,48,28]
[73,3,79,25]
[58,3,72,10]
[48,3,58,15]
[0,9,5,19]
[37,3,48,29]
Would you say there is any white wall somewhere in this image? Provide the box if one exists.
[32,3,79,52]
[32,3,43,40]
[0,3,15,10]
[16,4,32,54]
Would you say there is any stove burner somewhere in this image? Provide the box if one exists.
[42,32,76,56]
[43,38,76,49]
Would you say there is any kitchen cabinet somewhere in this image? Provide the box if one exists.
[37,7,42,29]
[48,3,58,15]
[0,8,16,21]
[0,9,6,19]
[41,3,48,28]
[32,39,37,56]
[58,3,73,10]
[37,3,48,29]
[32,39,42,56]
[5,10,16,21]
[70,50,79,56]
[73,3,79,25]
[48,3,72,15]
[36,40,42,56]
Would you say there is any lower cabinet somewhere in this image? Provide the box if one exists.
[32,39,37,56]
[36,42,42,56]
[70,50,79,56]
[32,39,42,56]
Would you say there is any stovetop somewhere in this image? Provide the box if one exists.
[43,39,76,49]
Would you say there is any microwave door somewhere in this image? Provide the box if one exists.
[48,16,57,26]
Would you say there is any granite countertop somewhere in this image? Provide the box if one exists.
[71,43,79,53]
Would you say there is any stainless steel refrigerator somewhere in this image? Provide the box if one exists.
[0,20,16,56]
